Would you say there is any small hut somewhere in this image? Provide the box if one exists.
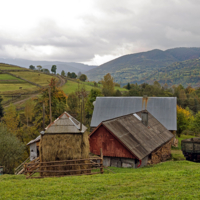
[40,111,90,176]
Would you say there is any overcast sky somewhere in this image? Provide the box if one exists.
[0,0,200,65]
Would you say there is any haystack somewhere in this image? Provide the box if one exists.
[40,112,90,176]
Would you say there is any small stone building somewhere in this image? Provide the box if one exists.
[89,111,174,168]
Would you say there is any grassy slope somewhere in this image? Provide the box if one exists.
[11,71,57,86]
[0,74,24,80]
[0,63,26,70]
[1,161,200,199]
[62,80,127,94]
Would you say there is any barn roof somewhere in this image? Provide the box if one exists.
[90,111,174,160]
[27,135,41,146]
[44,111,87,134]
[90,97,177,130]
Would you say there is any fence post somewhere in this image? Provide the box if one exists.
[24,163,27,176]
[100,148,104,174]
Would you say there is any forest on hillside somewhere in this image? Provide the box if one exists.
[86,48,200,87]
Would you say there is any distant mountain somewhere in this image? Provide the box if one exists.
[86,47,200,85]
[140,58,200,87]
[0,58,97,74]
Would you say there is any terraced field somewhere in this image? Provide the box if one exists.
[0,64,59,105]
[0,63,26,70]
[62,80,127,94]
[11,71,57,86]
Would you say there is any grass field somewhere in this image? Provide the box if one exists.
[0,74,24,81]
[0,83,37,92]
[62,80,127,94]
[11,71,58,86]
[0,64,26,70]
[1,160,200,199]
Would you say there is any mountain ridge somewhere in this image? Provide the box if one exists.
[85,47,200,86]
[0,58,97,74]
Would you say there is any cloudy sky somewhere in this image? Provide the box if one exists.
[0,0,200,65]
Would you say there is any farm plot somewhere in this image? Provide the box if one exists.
[0,74,24,82]
[0,64,26,70]
[11,71,58,86]
[0,83,37,92]
[62,80,128,94]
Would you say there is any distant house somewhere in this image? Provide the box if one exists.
[90,97,177,133]
[89,111,174,168]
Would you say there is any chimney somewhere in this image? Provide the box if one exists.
[141,110,148,126]
[142,95,148,126]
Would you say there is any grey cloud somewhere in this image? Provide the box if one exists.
[0,0,200,63]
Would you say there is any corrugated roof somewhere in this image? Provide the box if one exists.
[45,111,87,134]
[90,111,174,160]
[90,97,177,130]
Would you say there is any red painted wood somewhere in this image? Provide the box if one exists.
[89,125,136,159]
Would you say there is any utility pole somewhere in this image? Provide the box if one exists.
[80,96,82,131]
[43,102,45,131]
[49,87,52,123]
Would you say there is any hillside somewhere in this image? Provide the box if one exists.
[61,79,127,94]
[0,63,59,105]
[86,47,200,85]
[0,58,97,74]
[136,58,200,87]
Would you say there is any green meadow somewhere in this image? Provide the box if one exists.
[62,80,127,95]
[0,160,200,199]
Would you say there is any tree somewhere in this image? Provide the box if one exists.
[3,104,19,135]
[102,73,114,96]
[37,65,42,71]
[51,65,57,74]
[29,65,35,70]
[67,92,78,114]
[41,68,50,74]
[177,105,192,137]
[61,70,65,76]
[79,74,87,82]
[127,83,131,90]
[24,99,35,126]
[190,111,200,136]
[0,124,25,174]
[85,89,103,124]
[33,78,67,129]
[71,72,77,79]
[67,72,71,78]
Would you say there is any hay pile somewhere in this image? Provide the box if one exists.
[151,140,172,164]
[40,131,90,176]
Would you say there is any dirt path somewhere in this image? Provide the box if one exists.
[4,75,66,108]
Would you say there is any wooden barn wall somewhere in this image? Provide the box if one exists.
[90,125,136,159]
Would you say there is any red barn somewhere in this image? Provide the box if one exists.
[89,111,174,168]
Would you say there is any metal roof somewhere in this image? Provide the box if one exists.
[90,97,177,130]
[45,111,87,134]
[27,135,41,146]
[90,111,174,160]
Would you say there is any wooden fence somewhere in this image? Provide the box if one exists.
[24,156,103,179]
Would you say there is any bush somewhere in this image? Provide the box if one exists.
[0,124,25,174]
